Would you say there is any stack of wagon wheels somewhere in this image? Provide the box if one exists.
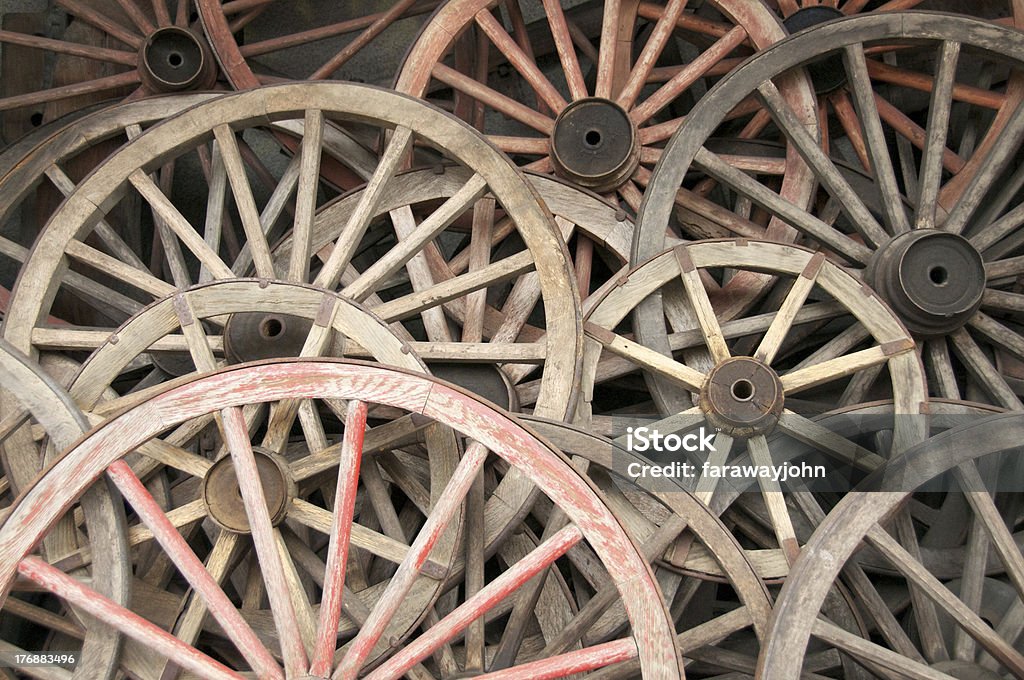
[1,1,1024,678]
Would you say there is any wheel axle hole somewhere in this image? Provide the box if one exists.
[928,265,949,286]
[260,317,285,339]
[731,378,755,402]
[584,129,602,148]
[167,51,183,68]
[30,112,43,127]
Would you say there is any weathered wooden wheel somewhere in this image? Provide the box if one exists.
[0,359,684,679]
[633,12,1024,409]
[196,0,440,89]
[0,82,582,421]
[580,239,927,566]
[0,0,219,145]
[760,410,1024,679]
[0,338,128,679]
[394,0,819,214]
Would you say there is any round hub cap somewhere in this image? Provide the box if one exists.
[783,7,846,93]
[139,27,211,91]
[202,449,294,533]
[550,98,639,192]
[224,312,315,363]
[700,357,784,438]
[428,363,518,411]
[867,230,985,337]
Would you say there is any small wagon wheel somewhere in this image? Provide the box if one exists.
[0,338,128,679]
[633,12,1024,409]
[760,410,1024,679]
[0,82,582,422]
[580,239,927,567]
[394,0,819,215]
[195,0,442,89]
[0,0,219,145]
[0,359,684,680]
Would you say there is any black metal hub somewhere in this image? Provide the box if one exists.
[428,362,518,411]
[139,27,212,92]
[867,230,985,337]
[202,448,294,534]
[783,6,847,93]
[224,312,314,363]
[700,357,784,438]
[550,98,640,193]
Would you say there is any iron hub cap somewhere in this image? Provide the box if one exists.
[139,27,212,92]
[782,6,847,93]
[700,357,784,438]
[202,448,294,533]
[867,230,985,337]
[224,312,314,363]
[549,98,640,193]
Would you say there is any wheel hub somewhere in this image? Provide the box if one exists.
[429,362,517,410]
[783,6,846,93]
[224,312,314,363]
[202,448,294,533]
[700,357,784,438]
[867,230,985,337]
[149,351,196,377]
[139,27,214,92]
[550,98,640,193]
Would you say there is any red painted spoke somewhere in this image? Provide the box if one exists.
[152,0,172,27]
[176,0,190,27]
[17,557,244,680]
[310,0,419,80]
[105,460,283,679]
[432,63,555,135]
[867,58,1005,110]
[541,0,587,100]
[221,406,309,676]
[630,25,745,125]
[334,441,490,680]
[55,0,143,49]
[0,70,141,113]
[475,8,567,113]
[0,30,136,65]
[617,0,688,111]
[113,0,156,34]
[365,524,584,680]
[595,0,623,99]
[309,400,369,677]
[776,0,800,16]
[480,638,637,680]
[221,0,275,14]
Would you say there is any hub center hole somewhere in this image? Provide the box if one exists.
[260,317,284,339]
[731,378,755,402]
[584,129,602,149]
[928,265,949,286]
[167,51,183,68]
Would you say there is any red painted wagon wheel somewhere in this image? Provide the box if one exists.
[196,0,442,89]
[759,411,1024,679]
[0,359,684,680]
[0,0,219,145]
[580,239,927,567]
[0,338,129,679]
[0,82,582,422]
[633,12,1024,410]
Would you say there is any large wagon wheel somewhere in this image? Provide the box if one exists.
[759,411,1024,679]
[0,359,684,680]
[196,0,441,89]
[580,239,927,567]
[633,12,1024,409]
[0,338,128,679]
[0,0,219,145]
[0,82,582,421]
[394,0,819,213]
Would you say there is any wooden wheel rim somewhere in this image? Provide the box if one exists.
[0,359,683,680]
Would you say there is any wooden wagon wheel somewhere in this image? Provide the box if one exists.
[580,239,927,567]
[0,338,128,679]
[0,82,582,421]
[759,410,1024,679]
[0,0,219,145]
[393,0,819,213]
[633,12,1024,410]
[0,359,684,680]
[195,0,442,89]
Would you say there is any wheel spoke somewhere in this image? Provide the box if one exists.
[811,619,953,680]
[915,41,960,230]
[584,322,706,392]
[201,142,230,283]
[0,30,136,65]
[780,340,913,394]
[309,0,419,80]
[55,0,143,48]
[310,400,368,677]
[0,70,141,113]
[152,0,172,27]
[334,441,490,680]
[432,63,555,135]
[289,109,325,283]
[475,9,566,113]
[313,126,414,290]
[595,0,623,99]
[753,253,825,365]
[17,557,246,680]
[775,411,885,471]
[616,0,688,111]
[675,246,730,363]
[747,435,800,564]
[540,0,587,100]
[948,327,1023,410]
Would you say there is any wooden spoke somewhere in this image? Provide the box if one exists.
[475,9,566,113]
[747,435,800,565]
[309,0,420,80]
[780,340,914,394]
[431,64,555,135]
[289,109,326,283]
[55,0,143,48]
[0,30,136,65]
[675,246,730,363]
[540,0,587,100]
[915,41,960,230]
[753,253,825,365]
[584,323,706,393]
[616,0,689,111]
